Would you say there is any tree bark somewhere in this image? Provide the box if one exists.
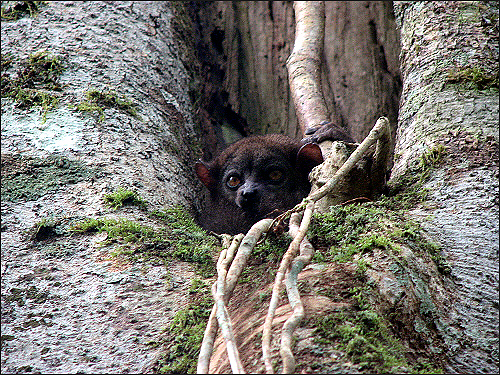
[191,1,401,145]
[3,1,497,374]
[1,2,203,373]
[393,1,499,373]
[286,1,328,136]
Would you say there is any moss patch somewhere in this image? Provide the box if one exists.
[1,1,46,21]
[312,285,443,374]
[308,201,450,275]
[446,66,499,91]
[308,142,452,272]
[103,188,148,210]
[154,279,213,374]
[73,88,140,122]
[1,153,95,202]
[1,50,64,122]
[151,207,218,277]
[70,206,218,277]
[382,143,447,210]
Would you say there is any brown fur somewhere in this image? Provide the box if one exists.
[195,135,323,234]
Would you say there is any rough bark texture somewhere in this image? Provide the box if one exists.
[1,2,203,373]
[190,1,401,148]
[322,1,402,142]
[393,1,499,373]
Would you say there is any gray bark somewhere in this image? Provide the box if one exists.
[1,2,201,373]
[393,1,499,373]
[2,1,498,374]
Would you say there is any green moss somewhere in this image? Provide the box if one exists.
[309,194,450,275]
[103,188,148,210]
[71,206,218,277]
[73,88,140,122]
[151,207,217,278]
[70,217,160,245]
[312,286,435,374]
[1,50,64,93]
[446,66,499,91]
[418,144,446,169]
[1,50,64,122]
[13,88,59,122]
[254,232,292,263]
[380,143,447,211]
[332,234,394,263]
[309,204,389,263]
[156,279,213,374]
[1,154,95,203]
[1,1,46,21]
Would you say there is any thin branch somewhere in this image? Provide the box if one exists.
[197,220,272,374]
[198,234,244,374]
[262,202,314,373]
[280,213,315,373]
[215,234,246,373]
[307,117,390,203]
[286,1,327,135]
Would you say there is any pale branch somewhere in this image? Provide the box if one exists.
[280,212,315,374]
[262,202,314,374]
[225,219,273,293]
[197,220,272,374]
[307,116,391,203]
[215,235,246,374]
[198,234,243,374]
[197,304,218,374]
[286,1,328,135]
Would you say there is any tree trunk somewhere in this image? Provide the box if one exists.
[393,2,499,373]
[191,1,401,145]
[1,2,203,373]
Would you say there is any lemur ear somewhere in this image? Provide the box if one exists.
[296,143,324,173]
[195,160,217,190]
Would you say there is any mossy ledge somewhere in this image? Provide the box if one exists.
[70,206,218,278]
[103,188,148,210]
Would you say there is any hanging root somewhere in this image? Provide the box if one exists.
[197,220,272,374]
[198,234,243,374]
[280,212,315,373]
[262,202,315,373]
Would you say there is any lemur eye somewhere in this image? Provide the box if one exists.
[268,169,283,181]
[226,175,242,189]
